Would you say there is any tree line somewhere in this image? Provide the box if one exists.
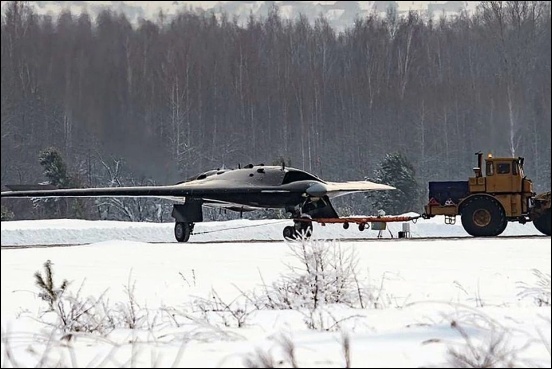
[1,1,550,220]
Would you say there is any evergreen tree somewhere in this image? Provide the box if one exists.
[34,259,68,311]
[1,205,14,220]
[39,147,72,188]
[37,147,90,218]
[369,152,420,215]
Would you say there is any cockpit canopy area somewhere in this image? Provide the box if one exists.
[281,169,323,184]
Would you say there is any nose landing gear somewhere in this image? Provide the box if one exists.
[283,217,313,241]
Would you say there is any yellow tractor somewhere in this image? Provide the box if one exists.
[423,152,551,237]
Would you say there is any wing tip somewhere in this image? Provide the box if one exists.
[5,184,58,191]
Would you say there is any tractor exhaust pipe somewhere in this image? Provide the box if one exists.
[474,152,483,177]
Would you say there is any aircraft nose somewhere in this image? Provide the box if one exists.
[306,183,328,197]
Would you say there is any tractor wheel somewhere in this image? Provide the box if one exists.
[461,196,507,237]
[533,208,551,236]
[175,222,192,242]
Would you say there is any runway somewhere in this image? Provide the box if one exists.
[2,234,548,249]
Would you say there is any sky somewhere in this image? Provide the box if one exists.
[1,217,550,367]
[0,1,462,12]
[0,2,478,32]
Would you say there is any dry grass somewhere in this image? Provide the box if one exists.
[3,255,549,367]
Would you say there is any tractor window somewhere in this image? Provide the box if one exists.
[486,161,494,176]
[512,161,518,175]
[497,163,510,174]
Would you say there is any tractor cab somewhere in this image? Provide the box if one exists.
[485,154,531,194]
[471,153,531,194]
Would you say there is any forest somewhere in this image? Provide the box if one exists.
[1,1,550,221]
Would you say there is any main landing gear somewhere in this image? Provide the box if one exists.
[175,222,195,243]
[172,201,203,242]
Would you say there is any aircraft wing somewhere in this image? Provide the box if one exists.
[323,180,395,198]
[1,184,183,199]
[0,183,249,199]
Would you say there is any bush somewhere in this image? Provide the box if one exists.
[249,238,390,311]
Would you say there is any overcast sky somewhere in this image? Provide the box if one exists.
[1,1,476,33]
[0,1,474,19]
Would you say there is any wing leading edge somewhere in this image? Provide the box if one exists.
[323,180,395,198]
[1,183,295,199]
[0,183,267,199]
[1,184,190,199]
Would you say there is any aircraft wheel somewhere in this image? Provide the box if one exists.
[298,221,313,239]
[175,222,192,242]
[283,226,296,240]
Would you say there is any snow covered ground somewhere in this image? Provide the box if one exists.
[1,217,550,367]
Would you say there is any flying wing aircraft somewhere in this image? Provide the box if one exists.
[0,164,394,242]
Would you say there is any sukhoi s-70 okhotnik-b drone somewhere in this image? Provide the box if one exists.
[1,164,394,242]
